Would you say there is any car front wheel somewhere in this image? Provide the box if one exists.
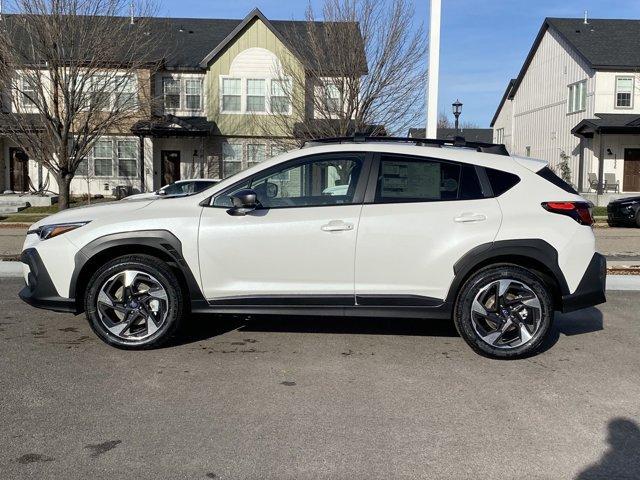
[454,265,553,359]
[84,254,184,349]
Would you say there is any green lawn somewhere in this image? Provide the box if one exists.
[593,206,607,217]
[0,197,114,224]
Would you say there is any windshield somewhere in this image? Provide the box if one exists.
[159,181,218,196]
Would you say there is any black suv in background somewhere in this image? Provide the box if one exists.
[607,196,640,227]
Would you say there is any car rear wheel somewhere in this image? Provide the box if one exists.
[84,254,184,349]
[454,264,553,359]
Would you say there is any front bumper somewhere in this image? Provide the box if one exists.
[561,253,607,313]
[19,248,77,313]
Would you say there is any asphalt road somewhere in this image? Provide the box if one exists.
[1,279,639,480]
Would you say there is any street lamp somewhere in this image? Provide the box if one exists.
[452,99,463,134]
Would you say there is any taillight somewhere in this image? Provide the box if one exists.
[541,201,593,226]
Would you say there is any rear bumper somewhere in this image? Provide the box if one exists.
[18,248,77,313]
[561,253,606,313]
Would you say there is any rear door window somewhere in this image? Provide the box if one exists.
[374,155,484,203]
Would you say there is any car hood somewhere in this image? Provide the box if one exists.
[30,199,154,229]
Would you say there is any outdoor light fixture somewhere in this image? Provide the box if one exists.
[452,99,463,133]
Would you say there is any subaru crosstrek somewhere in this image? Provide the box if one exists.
[19,137,606,358]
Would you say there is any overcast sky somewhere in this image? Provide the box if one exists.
[161,0,640,128]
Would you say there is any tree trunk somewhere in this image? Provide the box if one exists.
[57,175,72,210]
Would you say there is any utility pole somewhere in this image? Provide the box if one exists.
[426,0,441,139]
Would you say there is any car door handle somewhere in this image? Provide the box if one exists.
[454,213,487,223]
[321,220,354,232]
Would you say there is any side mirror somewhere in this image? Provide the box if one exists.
[227,189,259,216]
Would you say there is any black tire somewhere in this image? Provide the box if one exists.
[84,254,184,349]
[635,211,640,228]
[454,264,554,359]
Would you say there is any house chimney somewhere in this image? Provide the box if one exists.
[583,10,588,25]
[130,0,135,25]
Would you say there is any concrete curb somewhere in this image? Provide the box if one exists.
[0,261,22,277]
[1,261,640,291]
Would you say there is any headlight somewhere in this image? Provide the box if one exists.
[27,221,90,240]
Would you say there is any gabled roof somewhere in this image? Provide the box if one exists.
[1,10,366,72]
[489,79,515,127]
[547,18,640,69]
[198,8,292,68]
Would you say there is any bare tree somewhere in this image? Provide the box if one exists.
[437,111,452,129]
[261,0,426,146]
[0,0,164,209]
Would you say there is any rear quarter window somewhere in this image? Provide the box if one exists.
[485,167,521,196]
[536,166,578,194]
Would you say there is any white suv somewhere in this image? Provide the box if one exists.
[19,137,606,358]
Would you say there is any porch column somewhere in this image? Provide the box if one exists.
[138,135,145,192]
[597,130,605,195]
[577,137,585,193]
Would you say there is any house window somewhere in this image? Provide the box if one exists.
[115,75,137,110]
[247,144,266,168]
[615,76,634,108]
[270,144,288,157]
[496,128,504,144]
[270,79,290,113]
[117,140,137,178]
[93,139,113,177]
[325,82,341,113]
[185,79,202,110]
[163,78,181,110]
[222,143,243,177]
[568,80,586,113]
[246,79,266,112]
[20,76,37,109]
[222,78,241,112]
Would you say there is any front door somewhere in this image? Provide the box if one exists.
[9,148,29,192]
[161,150,180,186]
[624,149,640,192]
[355,153,502,303]
[198,153,368,302]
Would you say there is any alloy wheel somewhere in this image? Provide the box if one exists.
[470,279,542,349]
[96,270,169,341]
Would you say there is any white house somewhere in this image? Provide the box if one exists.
[491,17,640,202]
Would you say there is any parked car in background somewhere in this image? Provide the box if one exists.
[607,196,640,227]
[123,179,219,201]
[18,136,606,359]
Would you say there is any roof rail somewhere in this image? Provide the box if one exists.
[303,134,509,156]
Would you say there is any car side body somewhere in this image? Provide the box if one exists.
[19,141,606,357]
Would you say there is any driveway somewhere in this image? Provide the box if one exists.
[0,278,638,479]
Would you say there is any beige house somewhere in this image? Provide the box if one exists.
[491,17,640,202]
[1,8,365,196]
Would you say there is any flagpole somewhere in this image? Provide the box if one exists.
[426,0,441,139]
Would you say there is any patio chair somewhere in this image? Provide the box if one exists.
[604,173,620,193]
[587,173,599,192]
